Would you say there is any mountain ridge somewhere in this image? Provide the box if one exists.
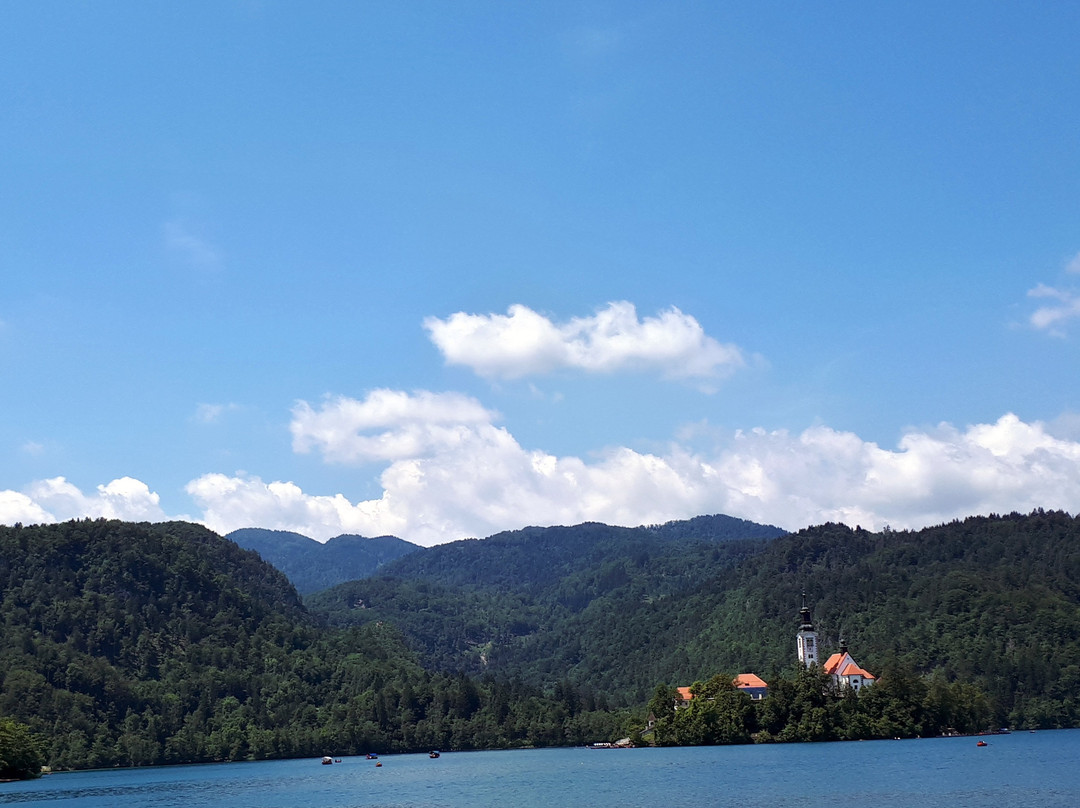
[226,527,420,594]
[307,510,1080,729]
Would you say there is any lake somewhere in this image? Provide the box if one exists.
[3,731,1079,807]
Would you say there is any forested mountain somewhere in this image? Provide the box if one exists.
[4,511,1079,772]
[0,520,624,771]
[226,528,419,595]
[375,515,785,591]
[308,511,1080,729]
[306,515,787,694]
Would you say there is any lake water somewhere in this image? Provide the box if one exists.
[3,731,1079,808]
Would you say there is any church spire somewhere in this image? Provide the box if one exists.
[796,592,819,668]
[799,592,814,631]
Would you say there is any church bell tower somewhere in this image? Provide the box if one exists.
[796,592,819,668]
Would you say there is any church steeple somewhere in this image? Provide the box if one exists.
[799,593,814,631]
[796,592,819,668]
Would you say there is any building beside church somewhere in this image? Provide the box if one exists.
[796,593,875,691]
[673,673,769,709]
[732,672,768,700]
[665,594,873,718]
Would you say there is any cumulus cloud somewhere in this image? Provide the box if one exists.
[291,389,498,465]
[0,476,168,526]
[185,473,408,542]
[0,490,54,525]
[192,392,1080,546]
[4,398,1080,547]
[423,302,745,385]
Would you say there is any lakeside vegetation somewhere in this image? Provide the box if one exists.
[309,511,1080,729]
[0,716,45,780]
[2,510,1079,774]
[0,520,626,772]
[646,665,990,746]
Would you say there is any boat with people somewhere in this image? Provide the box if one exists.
[429,751,440,759]
[321,756,334,765]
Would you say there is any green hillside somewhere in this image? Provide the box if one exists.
[308,511,1080,728]
[4,511,1078,772]
[306,515,785,697]
[227,528,420,595]
[0,520,624,770]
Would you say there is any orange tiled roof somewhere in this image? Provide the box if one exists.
[823,653,845,674]
[676,686,694,701]
[733,673,767,688]
[840,663,875,679]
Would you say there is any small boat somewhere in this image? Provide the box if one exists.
[366,753,379,760]
[322,756,334,765]
[334,759,342,763]
[976,741,987,747]
[429,751,440,759]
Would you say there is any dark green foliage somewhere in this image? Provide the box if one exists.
[723,511,1080,729]
[307,518,774,704]
[308,511,1080,728]
[0,520,628,771]
[656,675,757,745]
[0,716,46,779]
[650,664,993,745]
[227,528,420,595]
[4,510,1076,768]
[377,516,785,592]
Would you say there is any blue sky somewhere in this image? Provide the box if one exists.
[3,2,1080,545]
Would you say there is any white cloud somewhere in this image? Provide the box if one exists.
[1027,252,1080,335]
[424,302,745,386]
[185,473,408,542]
[0,476,168,525]
[1028,283,1080,335]
[291,389,498,464]
[0,490,54,525]
[4,401,1079,548]
[195,393,1080,546]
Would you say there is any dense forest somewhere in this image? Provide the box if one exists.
[646,666,991,746]
[307,511,1080,728]
[307,515,785,691]
[0,716,45,780]
[2,510,1078,775]
[0,520,625,772]
[227,528,419,595]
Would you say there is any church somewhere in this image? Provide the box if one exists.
[796,594,875,691]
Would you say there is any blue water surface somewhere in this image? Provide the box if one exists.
[3,731,1078,808]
